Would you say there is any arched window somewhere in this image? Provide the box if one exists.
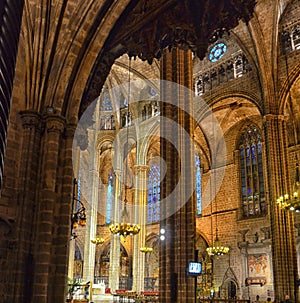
[281,31,292,54]
[105,172,113,224]
[100,86,113,111]
[147,165,160,223]
[195,154,202,216]
[195,77,204,96]
[239,126,266,217]
[292,25,300,50]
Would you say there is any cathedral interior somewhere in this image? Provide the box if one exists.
[0,0,300,303]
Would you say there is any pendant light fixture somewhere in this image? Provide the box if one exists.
[109,55,140,239]
[206,107,229,256]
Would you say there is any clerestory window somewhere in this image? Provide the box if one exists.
[239,126,266,217]
[147,165,160,223]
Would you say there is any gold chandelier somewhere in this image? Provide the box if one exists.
[140,246,153,253]
[109,221,141,238]
[277,162,300,212]
[109,56,140,239]
[206,108,229,257]
[91,237,105,245]
[206,230,230,256]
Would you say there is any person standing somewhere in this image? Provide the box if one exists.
[283,294,292,303]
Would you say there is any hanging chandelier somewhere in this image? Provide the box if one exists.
[140,246,153,253]
[91,237,105,245]
[206,107,229,257]
[109,199,141,238]
[276,162,300,212]
[109,56,140,239]
[206,231,230,256]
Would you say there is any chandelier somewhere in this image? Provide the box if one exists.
[276,162,300,212]
[109,56,140,239]
[109,200,141,238]
[206,230,230,256]
[206,107,229,257]
[91,237,105,245]
[140,246,153,253]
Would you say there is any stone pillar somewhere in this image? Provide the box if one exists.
[50,123,77,302]
[83,100,101,283]
[32,113,65,303]
[109,169,121,292]
[132,165,148,292]
[159,48,196,303]
[82,141,99,283]
[13,110,42,303]
[263,114,298,302]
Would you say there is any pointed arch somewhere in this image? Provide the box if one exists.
[238,124,266,217]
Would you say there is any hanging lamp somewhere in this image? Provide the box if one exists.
[206,108,229,257]
[109,56,140,239]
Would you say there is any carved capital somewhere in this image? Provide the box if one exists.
[44,114,65,134]
[134,165,149,174]
[263,114,288,123]
[19,110,42,130]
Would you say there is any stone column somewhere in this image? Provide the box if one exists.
[109,169,121,292]
[132,165,148,292]
[32,113,65,303]
[13,110,42,303]
[159,48,196,303]
[50,123,77,302]
[263,114,298,302]
[82,137,99,283]
[82,100,101,283]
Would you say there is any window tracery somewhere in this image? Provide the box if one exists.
[195,154,202,216]
[194,52,251,96]
[281,23,300,54]
[147,165,160,223]
[239,126,266,217]
[105,172,113,224]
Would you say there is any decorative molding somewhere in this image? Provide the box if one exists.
[44,114,66,134]
[19,110,42,130]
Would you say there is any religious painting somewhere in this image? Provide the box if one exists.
[74,260,83,278]
[100,256,110,277]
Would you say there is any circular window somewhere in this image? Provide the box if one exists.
[208,42,227,62]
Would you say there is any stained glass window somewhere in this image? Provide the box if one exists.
[100,87,113,111]
[195,154,202,216]
[106,172,113,224]
[239,126,266,217]
[147,165,160,223]
[209,42,227,62]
